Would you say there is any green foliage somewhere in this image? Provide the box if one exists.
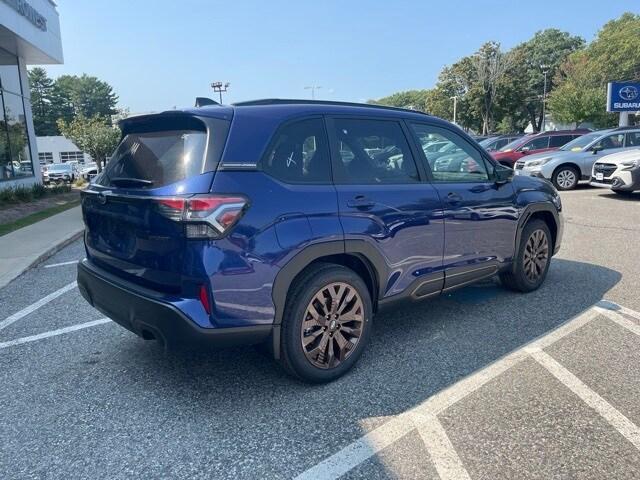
[28,70,119,136]
[57,115,121,172]
[548,13,640,126]
[0,183,70,205]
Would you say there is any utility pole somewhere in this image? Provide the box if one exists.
[304,85,322,100]
[540,65,550,132]
[211,81,230,104]
[450,96,458,124]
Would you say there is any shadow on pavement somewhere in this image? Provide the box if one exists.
[88,258,621,477]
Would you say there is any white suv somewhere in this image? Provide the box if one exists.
[591,149,640,195]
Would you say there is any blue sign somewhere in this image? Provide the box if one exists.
[607,81,640,112]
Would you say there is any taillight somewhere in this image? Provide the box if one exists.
[154,195,248,239]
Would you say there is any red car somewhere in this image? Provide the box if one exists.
[491,129,591,167]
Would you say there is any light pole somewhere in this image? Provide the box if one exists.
[211,81,230,104]
[540,65,550,132]
[304,85,322,100]
[450,96,458,124]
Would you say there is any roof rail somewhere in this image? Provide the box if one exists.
[612,125,640,131]
[231,98,430,115]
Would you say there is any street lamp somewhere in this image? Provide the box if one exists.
[304,85,322,100]
[450,96,458,124]
[211,81,230,104]
[540,65,550,132]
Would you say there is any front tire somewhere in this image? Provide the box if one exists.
[552,165,579,190]
[501,219,552,293]
[279,264,372,383]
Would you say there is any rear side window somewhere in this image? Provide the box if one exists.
[262,118,331,184]
[330,118,419,184]
[549,135,574,148]
[98,117,228,189]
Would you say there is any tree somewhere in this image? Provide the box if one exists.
[28,69,120,135]
[28,68,58,136]
[368,89,430,111]
[549,13,640,127]
[57,116,120,172]
[53,74,119,124]
[501,29,584,132]
[472,42,511,135]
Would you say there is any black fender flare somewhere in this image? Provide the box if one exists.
[514,202,560,258]
[269,239,388,359]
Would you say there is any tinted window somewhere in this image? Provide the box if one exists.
[592,133,625,151]
[523,136,549,150]
[626,132,640,147]
[560,132,601,151]
[411,123,490,182]
[549,135,574,148]
[494,138,510,150]
[262,118,331,184]
[331,119,419,184]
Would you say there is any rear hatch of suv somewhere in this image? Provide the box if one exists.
[81,112,232,293]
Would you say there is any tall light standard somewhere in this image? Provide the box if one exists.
[304,85,322,99]
[211,81,230,104]
[450,96,458,124]
[540,65,550,132]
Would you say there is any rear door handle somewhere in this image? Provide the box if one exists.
[347,195,375,209]
[446,192,462,204]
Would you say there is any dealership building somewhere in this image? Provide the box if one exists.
[0,0,62,190]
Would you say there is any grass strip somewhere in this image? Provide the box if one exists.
[0,200,81,237]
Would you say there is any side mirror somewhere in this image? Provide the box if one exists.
[591,146,601,154]
[494,164,514,184]
[520,146,531,154]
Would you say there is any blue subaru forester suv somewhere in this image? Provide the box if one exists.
[77,99,563,383]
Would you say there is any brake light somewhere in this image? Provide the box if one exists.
[154,195,248,239]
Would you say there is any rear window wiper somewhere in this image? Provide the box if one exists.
[110,177,154,187]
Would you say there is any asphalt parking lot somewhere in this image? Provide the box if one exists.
[1,186,639,479]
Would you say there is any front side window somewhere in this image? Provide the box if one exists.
[331,118,419,184]
[592,133,625,151]
[522,136,550,151]
[411,123,490,182]
[262,118,330,184]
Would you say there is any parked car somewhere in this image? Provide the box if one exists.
[80,163,99,181]
[590,148,640,195]
[491,129,591,168]
[479,134,524,152]
[516,127,640,190]
[77,99,563,383]
[44,163,76,184]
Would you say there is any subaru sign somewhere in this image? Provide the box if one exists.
[607,81,640,112]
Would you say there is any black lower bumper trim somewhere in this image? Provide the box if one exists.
[77,260,272,348]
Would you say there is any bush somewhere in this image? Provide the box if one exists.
[73,178,88,188]
[0,182,72,205]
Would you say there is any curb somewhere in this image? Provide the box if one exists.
[0,228,84,290]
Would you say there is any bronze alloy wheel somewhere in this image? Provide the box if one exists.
[523,229,549,282]
[300,282,364,369]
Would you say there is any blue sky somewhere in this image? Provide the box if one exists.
[46,0,636,113]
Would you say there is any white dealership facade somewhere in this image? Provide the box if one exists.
[0,0,63,189]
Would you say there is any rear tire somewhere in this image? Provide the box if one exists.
[501,219,552,293]
[279,264,372,383]
[552,165,579,190]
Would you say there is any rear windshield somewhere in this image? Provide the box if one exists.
[97,118,228,189]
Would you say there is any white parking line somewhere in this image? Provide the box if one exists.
[529,348,640,450]
[413,412,472,480]
[0,318,111,350]
[43,260,79,269]
[0,281,77,332]
[596,307,640,337]
[295,305,601,479]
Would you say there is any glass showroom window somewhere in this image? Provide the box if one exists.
[0,47,34,181]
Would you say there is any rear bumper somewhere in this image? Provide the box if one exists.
[77,259,272,348]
